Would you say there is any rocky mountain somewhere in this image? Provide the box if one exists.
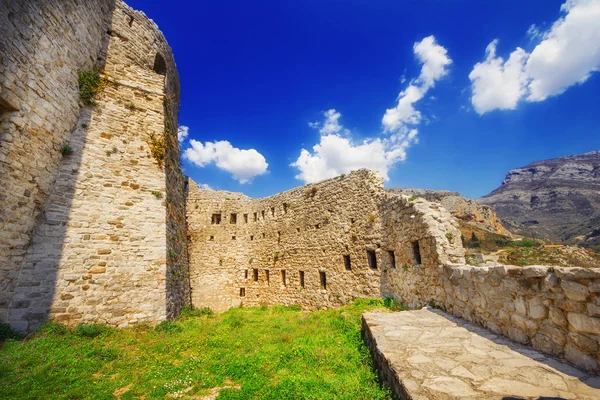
[478,151,600,249]
[387,188,509,239]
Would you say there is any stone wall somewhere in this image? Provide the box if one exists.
[388,259,600,372]
[186,169,464,312]
[0,0,116,323]
[2,1,190,331]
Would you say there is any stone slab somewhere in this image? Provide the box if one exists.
[363,308,600,399]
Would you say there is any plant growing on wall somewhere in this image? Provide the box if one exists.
[445,233,454,241]
[78,66,108,105]
[368,214,375,223]
[60,144,73,156]
[151,190,162,198]
[408,196,418,202]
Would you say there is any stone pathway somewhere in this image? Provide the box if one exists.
[363,308,600,399]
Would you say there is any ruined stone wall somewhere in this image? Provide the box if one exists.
[187,169,465,313]
[3,1,189,331]
[0,0,116,323]
[381,195,465,307]
[187,170,394,311]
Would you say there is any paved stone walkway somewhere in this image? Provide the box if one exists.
[363,308,600,399]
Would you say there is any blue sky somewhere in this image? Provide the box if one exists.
[127,0,600,199]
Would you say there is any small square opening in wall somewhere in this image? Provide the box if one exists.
[244,269,248,279]
[319,271,327,290]
[240,288,245,297]
[232,235,236,240]
[296,227,300,233]
[250,235,254,241]
[266,269,270,284]
[212,213,222,224]
[300,271,305,288]
[344,255,351,270]
[389,251,396,269]
[243,213,248,223]
[230,213,237,224]
[367,249,377,269]
[262,233,266,238]
[281,270,287,286]
[253,268,259,282]
[412,241,422,265]
[209,235,214,241]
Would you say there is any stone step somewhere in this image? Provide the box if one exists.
[363,308,600,399]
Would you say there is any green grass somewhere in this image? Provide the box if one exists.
[0,300,392,399]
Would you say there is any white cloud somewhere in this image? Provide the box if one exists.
[308,109,350,135]
[199,183,211,189]
[469,0,600,113]
[290,125,418,183]
[413,35,453,88]
[383,36,452,133]
[527,0,600,101]
[292,36,450,184]
[183,140,268,183]
[469,40,529,114]
[527,24,542,40]
[177,125,189,143]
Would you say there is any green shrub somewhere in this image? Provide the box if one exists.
[445,233,453,240]
[60,144,73,156]
[78,66,107,105]
[408,196,417,201]
[383,297,408,311]
[74,324,109,338]
[43,321,70,336]
[0,322,23,342]
[154,320,182,334]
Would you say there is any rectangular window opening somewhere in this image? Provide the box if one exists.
[266,270,270,284]
[253,212,258,222]
[240,288,245,297]
[244,269,248,279]
[209,235,214,241]
[250,235,254,241]
[230,213,237,224]
[243,213,248,223]
[261,210,265,219]
[281,270,287,286]
[412,241,422,265]
[319,271,327,290]
[344,255,351,270]
[296,227,300,233]
[300,271,305,288]
[271,207,275,217]
[283,203,288,214]
[253,268,259,282]
[212,213,222,224]
[277,231,281,243]
[232,235,236,240]
[367,250,377,269]
[389,251,396,269]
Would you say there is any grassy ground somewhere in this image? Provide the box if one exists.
[0,300,393,400]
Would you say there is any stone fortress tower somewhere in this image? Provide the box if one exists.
[0,0,190,332]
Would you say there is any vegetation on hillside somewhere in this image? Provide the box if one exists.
[463,232,600,267]
[0,300,394,399]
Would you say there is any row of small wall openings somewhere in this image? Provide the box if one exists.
[241,269,326,294]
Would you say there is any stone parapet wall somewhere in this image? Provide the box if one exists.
[389,261,600,372]
[2,1,189,331]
